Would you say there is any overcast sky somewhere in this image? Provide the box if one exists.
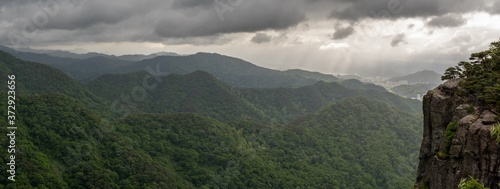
[1,0,499,75]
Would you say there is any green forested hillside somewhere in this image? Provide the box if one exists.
[1,94,422,188]
[0,45,133,82]
[0,51,105,110]
[0,50,423,188]
[283,69,338,82]
[239,81,421,122]
[90,71,420,123]
[89,71,268,122]
[117,52,327,88]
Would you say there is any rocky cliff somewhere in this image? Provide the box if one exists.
[414,79,500,188]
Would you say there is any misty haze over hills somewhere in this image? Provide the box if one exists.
[0,44,445,102]
[0,45,442,79]
[0,45,442,99]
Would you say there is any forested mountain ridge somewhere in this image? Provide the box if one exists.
[0,51,105,109]
[0,45,134,82]
[112,52,337,88]
[0,46,339,88]
[0,50,423,188]
[90,69,420,123]
[89,71,269,122]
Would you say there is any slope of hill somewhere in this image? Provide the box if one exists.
[0,46,133,81]
[283,69,338,82]
[387,70,442,84]
[270,97,422,188]
[0,45,77,67]
[117,52,325,88]
[90,70,420,123]
[89,71,268,122]
[339,79,387,92]
[0,94,207,188]
[238,80,421,122]
[0,93,422,189]
[0,50,104,108]
[62,56,134,81]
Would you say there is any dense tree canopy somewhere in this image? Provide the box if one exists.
[0,50,423,188]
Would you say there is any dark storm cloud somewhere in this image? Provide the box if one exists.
[426,14,466,28]
[170,0,214,9]
[317,0,492,21]
[332,25,355,40]
[154,0,306,38]
[390,33,406,47]
[0,0,497,46]
[0,0,31,8]
[44,1,134,30]
[491,1,500,14]
[0,0,306,46]
[251,33,272,43]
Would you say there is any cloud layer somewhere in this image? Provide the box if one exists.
[332,26,355,40]
[1,0,498,46]
[426,14,467,28]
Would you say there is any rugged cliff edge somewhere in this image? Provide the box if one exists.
[414,79,500,189]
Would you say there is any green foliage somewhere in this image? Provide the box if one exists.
[439,121,459,159]
[0,50,112,119]
[490,123,500,143]
[436,151,448,159]
[90,70,421,124]
[458,176,490,189]
[89,71,269,122]
[442,39,500,109]
[0,50,424,188]
[467,106,475,114]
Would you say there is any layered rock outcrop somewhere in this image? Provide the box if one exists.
[414,79,500,189]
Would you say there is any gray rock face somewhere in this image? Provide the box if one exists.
[414,79,500,189]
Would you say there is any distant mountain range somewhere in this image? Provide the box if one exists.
[0,45,340,88]
[2,44,442,101]
[387,70,443,99]
[387,70,442,84]
[14,47,180,61]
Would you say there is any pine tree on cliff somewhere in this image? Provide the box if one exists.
[442,39,500,109]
